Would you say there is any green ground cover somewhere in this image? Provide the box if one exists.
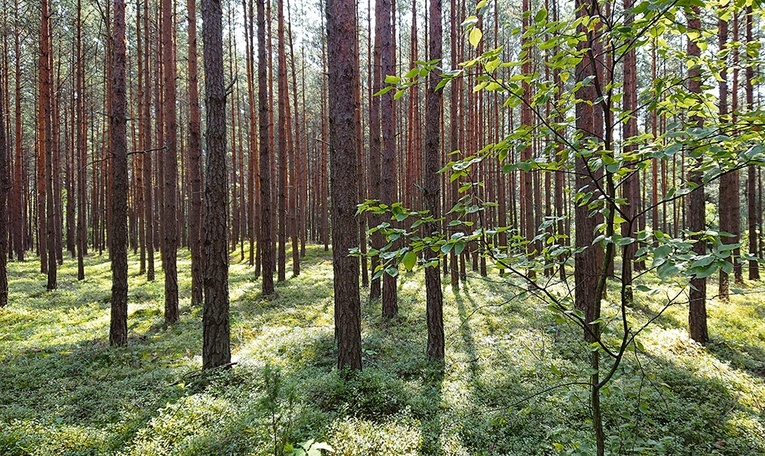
[1,246,764,455]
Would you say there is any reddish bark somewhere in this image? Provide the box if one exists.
[110,0,129,345]
[687,6,708,344]
[188,0,205,306]
[425,0,444,360]
[326,0,362,370]
[162,0,179,323]
[258,0,275,296]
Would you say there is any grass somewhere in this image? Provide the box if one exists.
[1,245,765,455]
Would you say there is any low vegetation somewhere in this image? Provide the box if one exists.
[1,246,764,455]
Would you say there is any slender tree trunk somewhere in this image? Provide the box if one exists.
[0,68,8,307]
[41,0,56,289]
[326,0,362,370]
[574,1,604,453]
[258,0,275,296]
[188,0,205,306]
[136,3,146,275]
[717,12,738,300]
[244,0,258,270]
[276,0,288,282]
[76,10,88,279]
[425,0,444,360]
[287,1,300,276]
[110,0,129,346]
[687,6,708,344]
[521,0,535,278]
[13,8,23,263]
[621,0,639,303]
[202,0,231,369]
[143,0,155,281]
[380,0,398,317]
[746,6,759,280]
[162,0,179,323]
[369,0,383,299]
[448,0,460,291]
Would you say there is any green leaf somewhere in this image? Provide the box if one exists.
[373,85,394,97]
[469,28,483,48]
[534,8,547,23]
[453,241,466,256]
[485,57,500,72]
[402,250,417,271]
[385,75,401,84]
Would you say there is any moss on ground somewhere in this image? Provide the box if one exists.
[1,246,764,455]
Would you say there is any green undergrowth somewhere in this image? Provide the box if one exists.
[1,247,764,455]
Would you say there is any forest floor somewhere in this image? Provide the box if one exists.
[1,245,765,455]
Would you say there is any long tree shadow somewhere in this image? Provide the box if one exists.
[419,362,445,455]
[627,347,765,455]
[453,286,480,378]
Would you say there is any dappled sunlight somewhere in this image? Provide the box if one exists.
[3,247,765,454]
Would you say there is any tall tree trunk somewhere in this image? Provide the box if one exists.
[41,0,56,289]
[687,5,708,343]
[326,0,362,370]
[352,4,366,287]
[746,6,759,281]
[717,11,739,300]
[258,0,275,296]
[188,0,205,306]
[143,0,155,282]
[244,0,258,270]
[110,0,129,346]
[425,0,444,360]
[369,0,383,299]
[13,6,23,263]
[574,0,605,453]
[202,0,231,369]
[287,1,301,276]
[521,0,535,278]
[0,67,8,307]
[448,0,460,291]
[76,0,87,279]
[162,0,179,323]
[136,3,146,274]
[380,0,397,317]
[621,0,639,303]
[277,0,288,282]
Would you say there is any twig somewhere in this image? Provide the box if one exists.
[127,146,167,157]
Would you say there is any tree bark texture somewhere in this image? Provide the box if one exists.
[424,0,444,360]
[0,71,8,307]
[746,7,759,280]
[574,0,603,340]
[259,0,275,296]
[110,0,129,346]
[687,6,708,344]
[379,0,398,317]
[43,0,57,288]
[202,0,231,369]
[277,0,288,282]
[162,0,179,323]
[326,0,362,370]
[188,0,205,307]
